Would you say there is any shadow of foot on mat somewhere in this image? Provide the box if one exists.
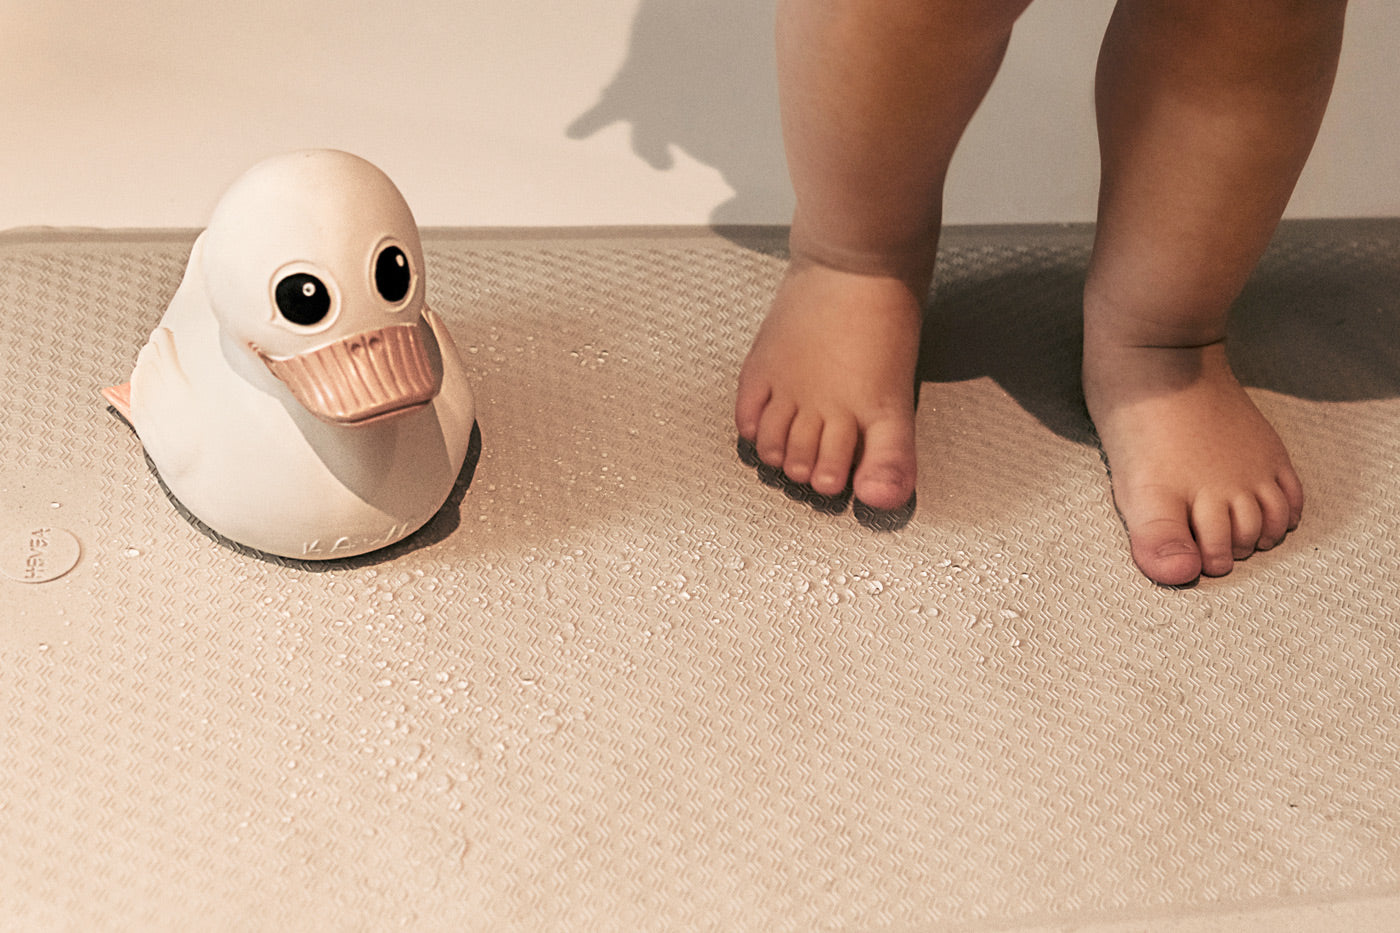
[918,220,1400,447]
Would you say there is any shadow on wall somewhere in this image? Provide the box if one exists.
[566,0,793,227]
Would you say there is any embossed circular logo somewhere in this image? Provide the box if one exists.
[0,526,81,584]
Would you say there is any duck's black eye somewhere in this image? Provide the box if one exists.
[274,272,332,326]
[374,245,412,303]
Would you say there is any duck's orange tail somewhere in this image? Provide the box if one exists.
[101,382,133,423]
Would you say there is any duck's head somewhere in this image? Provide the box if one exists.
[201,149,441,426]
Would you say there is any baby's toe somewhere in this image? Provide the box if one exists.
[734,377,771,442]
[1228,496,1265,560]
[1278,468,1305,529]
[810,417,858,497]
[1256,483,1294,551]
[1191,500,1237,577]
[851,417,916,511]
[782,411,824,485]
[1121,488,1203,585]
[754,399,797,468]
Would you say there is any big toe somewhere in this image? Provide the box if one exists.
[851,417,917,512]
[734,373,771,441]
[1122,492,1203,586]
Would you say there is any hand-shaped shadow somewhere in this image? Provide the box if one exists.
[567,0,792,226]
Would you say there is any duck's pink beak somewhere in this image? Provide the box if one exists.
[254,316,442,425]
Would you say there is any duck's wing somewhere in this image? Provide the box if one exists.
[425,307,476,468]
[127,326,202,482]
[107,234,206,432]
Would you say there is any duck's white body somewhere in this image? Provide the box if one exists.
[108,151,475,559]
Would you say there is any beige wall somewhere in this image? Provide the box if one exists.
[1,0,1394,230]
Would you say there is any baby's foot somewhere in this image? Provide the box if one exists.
[1083,339,1304,585]
[736,258,922,511]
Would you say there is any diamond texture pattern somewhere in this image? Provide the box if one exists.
[0,222,1397,932]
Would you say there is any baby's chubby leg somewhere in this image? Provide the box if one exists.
[737,0,1031,510]
[1084,0,1347,584]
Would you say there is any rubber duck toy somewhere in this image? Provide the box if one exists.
[103,149,476,559]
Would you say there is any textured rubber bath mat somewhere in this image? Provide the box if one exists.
[1,222,1397,931]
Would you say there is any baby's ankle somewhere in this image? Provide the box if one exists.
[788,229,937,294]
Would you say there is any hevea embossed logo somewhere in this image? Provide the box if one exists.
[1,525,81,584]
[24,527,52,580]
